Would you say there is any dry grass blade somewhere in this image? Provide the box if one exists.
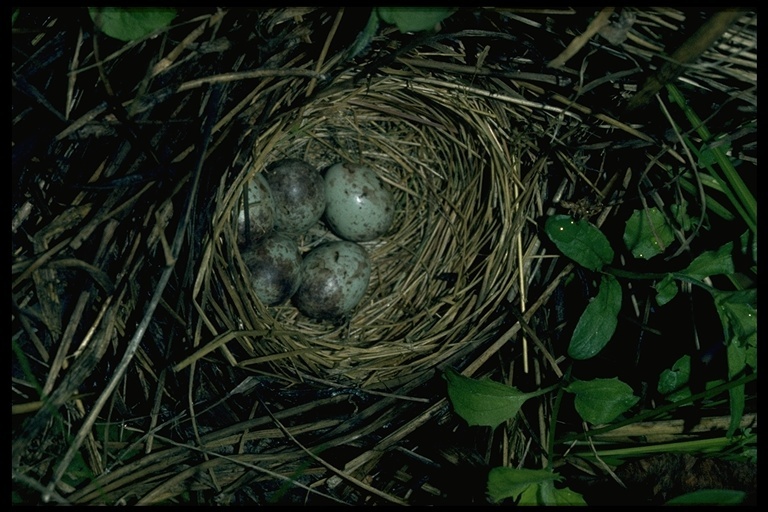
[627,9,748,111]
[548,7,616,69]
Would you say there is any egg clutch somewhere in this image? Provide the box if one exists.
[236,159,395,321]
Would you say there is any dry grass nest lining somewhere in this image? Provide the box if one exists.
[198,70,540,387]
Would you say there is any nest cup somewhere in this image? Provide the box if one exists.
[208,70,534,388]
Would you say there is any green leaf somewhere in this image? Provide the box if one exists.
[566,378,639,425]
[546,215,614,271]
[444,368,548,429]
[657,355,691,395]
[682,242,735,280]
[698,141,732,168]
[713,288,757,349]
[654,274,678,306]
[517,484,541,506]
[89,7,177,42]
[60,449,96,488]
[665,489,746,505]
[718,283,753,436]
[536,481,588,506]
[623,207,675,259]
[657,356,729,403]
[376,7,456,33]
[710,287,756,435]
[671,199,692,231]
[568,274,621,360]
[487,467,558,503]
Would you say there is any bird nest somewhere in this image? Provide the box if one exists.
[194,68,542,388]
[12,8,756,505]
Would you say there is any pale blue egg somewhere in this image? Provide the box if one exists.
[323,163,395,242]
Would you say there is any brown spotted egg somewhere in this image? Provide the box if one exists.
[293,241,371,321]
[264,159,326,235]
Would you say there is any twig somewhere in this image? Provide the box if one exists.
[151,10,227,78]
[627,10,746,111]
[305,7,342,98]
[548,8,615,69]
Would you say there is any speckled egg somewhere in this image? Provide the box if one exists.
[243,233,302,306]
[237,173,275,247]
[323,162,395,242]
[293,241,371,321]
[263,159,326,235]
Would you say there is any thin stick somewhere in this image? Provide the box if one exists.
[65,28,83,120]
[548,8,615,69]
[305,8,343,98]
[151,10,226,78]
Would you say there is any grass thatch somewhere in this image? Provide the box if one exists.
[13,7,756,505]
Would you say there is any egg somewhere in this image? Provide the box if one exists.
[242,232,302,306]
[237,173,275,247]
[263,159,326,235]
[293,241,371,321]
[323,162,395,242]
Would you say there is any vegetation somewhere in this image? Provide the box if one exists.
[445,86,756,504]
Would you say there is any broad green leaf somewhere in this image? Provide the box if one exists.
[517,483,540,506]
[535,481,588,506]
[89,7,177,42]
[665,489,746,505]
[623,207,675,259]
[682,242,734,280]
[657,355,691,395]
[487,467,558,503]
[545,215,614,271]
[713,288,757,348]
[566,378,639,425]
[568,274,621,360]
[654,274,678,306]
[444,368,548,429]
[376,7,456,33]
[698,141,732,168]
